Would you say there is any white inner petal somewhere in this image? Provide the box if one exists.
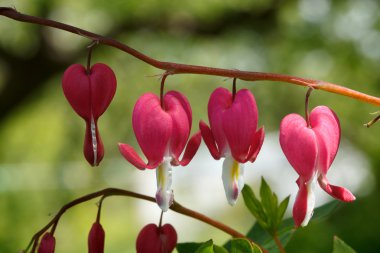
[301,173,318,227]
[155,156,173,212]
[90,116,97,166]
[222,155,245,206]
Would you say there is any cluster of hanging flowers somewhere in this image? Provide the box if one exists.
[57,58,356,252]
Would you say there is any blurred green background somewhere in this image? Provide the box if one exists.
[0,0,380,252]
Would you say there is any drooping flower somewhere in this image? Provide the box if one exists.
[88,222,105,253]
[118,91,201,211]
[136,223,177,253]
[38,232,55,253]
[280,106,355,227]
[199,87,265,205]
[62,63,117,166]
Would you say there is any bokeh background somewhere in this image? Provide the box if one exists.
[0,0,380,252]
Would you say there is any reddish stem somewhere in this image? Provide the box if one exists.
[0,7,379,106]
[305,87,313,127]
[24,188,264,253]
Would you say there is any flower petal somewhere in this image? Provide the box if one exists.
[246,127,265,163]
[84,119,104,166]
[156,157,174,211]
[118,143,159,170]
[280,114,318,181]
[62,64,91,120]
[176,131,202,166]
[89,63,117,120]
[310,106,340,175]
[199,121,220,160]
[208,87,231,156]
[318,175,356,202]
[133,93,172,166]
[293,177,316,227]
[222,155,245,206]
[222,89,258,162]
[164,91,191,160]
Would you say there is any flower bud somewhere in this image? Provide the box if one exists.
[37,233,55,253]
[136,223,177,253]
[88,222,105,253]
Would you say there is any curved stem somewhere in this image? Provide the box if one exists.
[24,188,260,253]
[273,232,286,253]
[305,87,313,127]
[0,7,380,106]
[160,73,169,109]
[86,40,98,74]
[158,210,164,228]
[232,78,237,101]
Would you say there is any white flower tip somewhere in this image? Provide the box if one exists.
[222,156,245,206]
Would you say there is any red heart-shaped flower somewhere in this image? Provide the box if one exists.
[136,223,177,253]
[62,63,117,166]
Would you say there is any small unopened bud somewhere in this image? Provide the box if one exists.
[37,233,55,253]
[88,222,105,253]
[136,223,177,253]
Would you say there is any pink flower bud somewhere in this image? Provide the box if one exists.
[88,222,105,253]
[62,63,117,166]
[37,233,55,253]
[136,223,177,253]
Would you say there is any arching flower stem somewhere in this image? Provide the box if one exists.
[0,7,379,107]
[24,188,268,253]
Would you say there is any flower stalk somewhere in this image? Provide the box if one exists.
[24,188,263,253]
[0,7,380,106]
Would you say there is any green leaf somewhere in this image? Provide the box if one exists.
[213,245,229,253]
[242,184,268,228]
[277,196,290,225]
[311,200,341,222]
[242,201,340,252]
[260,177,277,218]
[195,239,214,253]
[177,242,205,253]
[333,236,356,253]
[230,238,262,253]
[244,219,294,253]
[178,241,229,253]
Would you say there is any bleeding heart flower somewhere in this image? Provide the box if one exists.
[62,63,117,166]
[280,106,355,227]
[38,232,55,253]
[199,87,265,205]
[118,91,201,211]
[88,222,105,253]
[136,223,177,253]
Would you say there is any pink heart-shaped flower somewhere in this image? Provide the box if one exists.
[280,106,355,227]
[62,63,117,166]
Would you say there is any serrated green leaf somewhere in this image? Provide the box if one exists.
[333,236,356,253]
[277,196,290,225]
[230,238,262,253]
[213,245,229,253]
[195,239,214,253]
